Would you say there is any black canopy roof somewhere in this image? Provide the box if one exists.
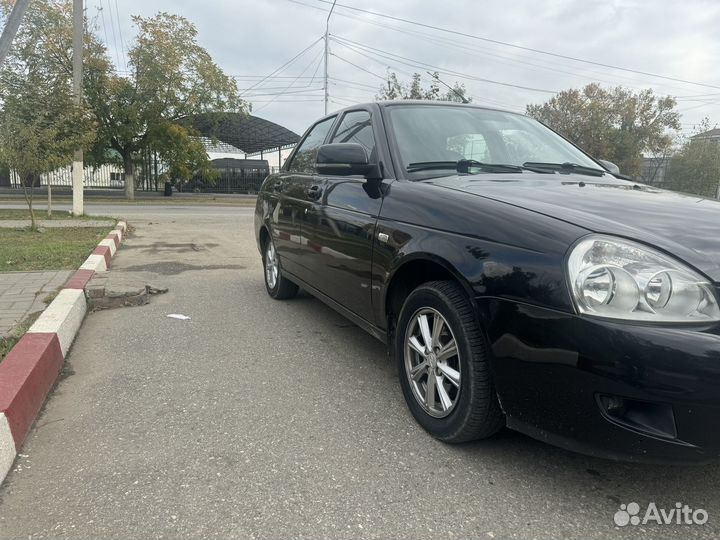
[188,113,300,155]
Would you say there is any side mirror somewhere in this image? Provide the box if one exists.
[597,159,620,175]
[315,143,374,177]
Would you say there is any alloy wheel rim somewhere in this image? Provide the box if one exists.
[404,307,461,418]
[265,241,278,289]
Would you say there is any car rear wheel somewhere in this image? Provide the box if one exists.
[263,236,298,300]
[396,280,504,442]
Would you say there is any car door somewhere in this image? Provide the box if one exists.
[303,108,387,323]
[271,115,337,283]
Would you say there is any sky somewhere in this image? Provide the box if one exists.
[89,0,720,141]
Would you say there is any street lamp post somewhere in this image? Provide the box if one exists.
[0,0,31,68]
[323,0,337,115]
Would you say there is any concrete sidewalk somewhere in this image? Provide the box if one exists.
[0,271,72,337]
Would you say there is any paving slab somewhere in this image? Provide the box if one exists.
[0,271,72,337]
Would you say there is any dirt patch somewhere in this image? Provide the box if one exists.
[120,242,220,254]
[88,284,168,311]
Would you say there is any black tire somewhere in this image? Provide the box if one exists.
[396,280,504,442]
[262,235,299,300]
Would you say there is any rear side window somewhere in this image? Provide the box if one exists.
[330,110,376,157]
[288,116,336,173]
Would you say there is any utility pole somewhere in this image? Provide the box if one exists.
[0,0,31,68]
[71,0,84,215]
[323,0,337,115]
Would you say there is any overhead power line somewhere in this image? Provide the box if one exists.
[676,101,720,113]
[331,48,526,111]
[113,0,128,69]
[244,89,325,97]
[308,40,325,88]
[331,44,529,111]
[250,98,324,103]
[253,48,326,112]
[305,0,720,92]
[288,0,709,97]
[97,6,110,50]
[330,53,387,81]
[331,35,556,94]
[240,36,323,95]
[330,77,379,90]
[243,85,325,93]
[331,96,359,107]
[428,71,470,103]
[339,14,693,94]
[104,0,122,70]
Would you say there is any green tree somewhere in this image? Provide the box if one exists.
[0,2,239,202]
[85,12,246,198]
[526,83,680,177]
[0,0,94,229]
[377,71,470,103]
[665,119,720,198]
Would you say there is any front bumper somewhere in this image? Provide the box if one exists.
[477,297,720,464]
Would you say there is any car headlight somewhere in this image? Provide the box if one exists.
[567,235,720,322]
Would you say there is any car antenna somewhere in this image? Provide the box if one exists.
[427,71,470,104]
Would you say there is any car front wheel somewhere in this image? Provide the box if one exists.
[263,236,298,300]
[396,280,504,442]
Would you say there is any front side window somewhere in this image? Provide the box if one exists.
[330,110,376,158]
[387,105,599,177]
[288,116,336,174]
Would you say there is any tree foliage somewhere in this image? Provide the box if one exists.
[526,83,680,177]
[0,0,95,228]
[665,119,720,198]
[376,71,470,103]
[84,12,246,197]
[0,2,246,201]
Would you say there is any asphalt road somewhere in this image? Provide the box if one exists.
[1,204,719,539]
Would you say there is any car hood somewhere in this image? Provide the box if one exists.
[428,173,720,282]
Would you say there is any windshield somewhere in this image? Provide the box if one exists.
[387,105,601,177]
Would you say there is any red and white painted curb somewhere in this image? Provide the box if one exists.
[0,221,127,483]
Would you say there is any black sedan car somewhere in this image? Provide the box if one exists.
[254,101,720,463]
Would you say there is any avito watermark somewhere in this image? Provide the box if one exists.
[614,502,708,527]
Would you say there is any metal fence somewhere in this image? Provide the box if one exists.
[5,161,281,193]
[9,164,126,189]
[178,170,269,193]
[137,151,167,192]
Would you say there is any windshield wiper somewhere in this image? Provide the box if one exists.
[522,161,606,177]
[406,159,524,174]
[456,159,525,174]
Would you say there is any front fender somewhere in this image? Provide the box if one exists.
[371,217,578,330]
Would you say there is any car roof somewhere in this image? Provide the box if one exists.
[320,100,525,122]
[375,100,510,112]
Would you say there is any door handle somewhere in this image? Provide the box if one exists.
[306,185,323,200]
[272,180,284,191]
